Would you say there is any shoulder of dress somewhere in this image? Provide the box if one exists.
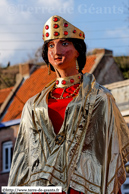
[20,93,42,122]
[82,73,114,100]
[96,84,115,103]
[24,93,41,109]
[83,72,95,80]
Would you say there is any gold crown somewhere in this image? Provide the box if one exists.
[42,15,85,42]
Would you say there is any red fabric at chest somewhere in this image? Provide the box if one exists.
[47,85,84,194]
[48,84,79,134]
[48,96,72,134]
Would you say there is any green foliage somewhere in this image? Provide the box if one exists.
[114,56,129,79]
[0,65,19,89]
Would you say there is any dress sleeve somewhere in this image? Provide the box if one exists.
[8,100,34,186]
[102,92,129,193]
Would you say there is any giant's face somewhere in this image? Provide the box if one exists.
[47,38,79,71]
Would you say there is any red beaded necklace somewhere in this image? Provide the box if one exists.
[50,73,82,100]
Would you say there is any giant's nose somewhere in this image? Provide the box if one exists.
[54,42,61,55]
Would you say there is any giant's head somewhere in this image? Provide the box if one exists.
[42,15,87,73]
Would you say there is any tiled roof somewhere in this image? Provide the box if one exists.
[2,66,56,122]
[0,87,13,106]
[83,55,97,73]
[2,55,97,122]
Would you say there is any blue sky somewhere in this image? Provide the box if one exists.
[0,0,129,66]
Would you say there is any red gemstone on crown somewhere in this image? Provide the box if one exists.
[70,79,74,83]
[64,23,68,27]
[62,80,66,85]
[53,24,59,28]
[79,33,82,37]
[54,32,59,36]
[53,17,58,22]
[56,80,59,85]
[73,30,76,33]
[45,25,49,30]
[64,31,68,36]
[78,76,81,79]
[46,32,49,37]
[83,33,85,38]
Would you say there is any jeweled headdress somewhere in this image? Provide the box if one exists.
[42,15,85,41]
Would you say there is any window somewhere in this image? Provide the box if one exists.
[124,184,129,189]
[2,141,13,172]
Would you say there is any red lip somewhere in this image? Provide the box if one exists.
[54,56,62,61]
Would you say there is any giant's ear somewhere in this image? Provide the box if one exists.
[76,50,79,58]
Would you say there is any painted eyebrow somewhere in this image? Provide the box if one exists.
[48,39,69,46]
[60,39,69,42]
[47,42,54,46]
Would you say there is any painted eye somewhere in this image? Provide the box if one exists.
[62,42,69,46]
[48,43,54,48]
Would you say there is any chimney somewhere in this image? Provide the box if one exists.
[19,63,37,79]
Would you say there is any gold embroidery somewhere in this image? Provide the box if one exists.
[107,151,129,186]
[122,142,129,151]
[34,101,51,155]
[71,179,100,194]
[73,172,101,188]
[20,170,67,186]
[32,110,47,162]
[55,132,66,145]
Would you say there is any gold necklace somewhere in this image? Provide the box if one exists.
[50,73,82,100]
[55,73,82,88]
[50,83,82,100]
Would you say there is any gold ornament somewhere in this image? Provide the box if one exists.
[55,73,82,88]
[126,166,129,173]
[50,83,82,100]
[76,60,79,71]
[55,132,66,145]
[43,15,85,42]
[48,63,51,75]
[50,73,82,100]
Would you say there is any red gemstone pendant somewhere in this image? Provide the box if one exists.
[45,25,49,30]
[70,79,74,83]
[53,17,58,22]
[54,32,59,36]
[46,32,49,37]
[64,23,68,27]
[64,31,68,36]
[56,80,59,85]
[53,24,59,28]
[62,80,66,85]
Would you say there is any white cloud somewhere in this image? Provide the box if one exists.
[106,27,129,43]
[0,0,74,66]
[37,0,73,8]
